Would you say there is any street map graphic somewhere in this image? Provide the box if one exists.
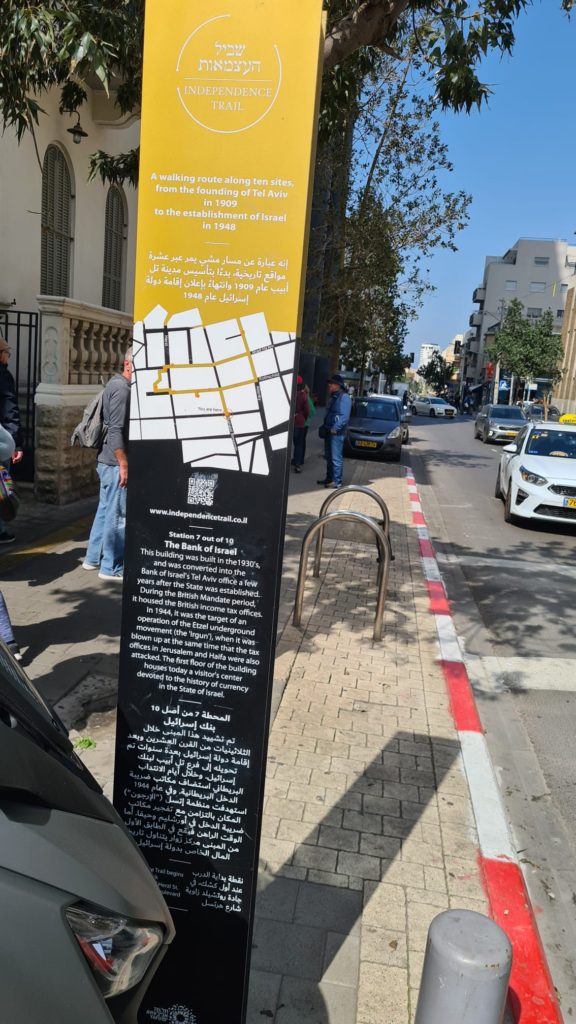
[130,305,296,475]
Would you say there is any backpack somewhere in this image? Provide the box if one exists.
[70,389,107,449]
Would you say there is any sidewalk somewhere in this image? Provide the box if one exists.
[2,447,489,1023]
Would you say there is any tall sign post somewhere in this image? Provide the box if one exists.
[113,2,324,1021]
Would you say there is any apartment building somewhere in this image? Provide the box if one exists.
[417,343,439,371]
[464,238,576,386]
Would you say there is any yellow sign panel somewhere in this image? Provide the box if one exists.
[134,0,324,338]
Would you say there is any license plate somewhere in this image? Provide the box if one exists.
[355,440,378,449]
[504,432,516,438]
[564,498,576,508]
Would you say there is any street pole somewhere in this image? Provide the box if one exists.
[492,360,500,404]
[415,909,512,1024]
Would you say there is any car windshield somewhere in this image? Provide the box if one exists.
[351,400,398,421]
[525,429,576,458]
[490,407,525,420]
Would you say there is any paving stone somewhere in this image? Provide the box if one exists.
[357,963,408,1024]
[293,845,338,873]
[322,932,361,987]
[361,926,408,968]
[251,918,326,981]
[246,969,282,1024]
[337,852,381,881]
[276,977,358,1024]
[318,824,360,853]
[255,875,300,923]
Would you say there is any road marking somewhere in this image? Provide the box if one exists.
[460,731,516,861]
[404,463,562,1024]
[437,550,576,580]
[468,655,576,693]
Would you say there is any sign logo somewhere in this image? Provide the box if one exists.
[176,14,282,134]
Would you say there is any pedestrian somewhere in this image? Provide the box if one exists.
[83,347,133,581]
[317,373,352,489]
[302,385,316,464]
[0,336,23,545]
[292,376,309,474]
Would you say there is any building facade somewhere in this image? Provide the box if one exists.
[0,86,140,502]
[417,343,439,371]
[465,238,576,388]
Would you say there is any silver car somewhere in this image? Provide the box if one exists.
[474,404,526,444]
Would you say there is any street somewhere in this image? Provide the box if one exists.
[409,413,576,1016]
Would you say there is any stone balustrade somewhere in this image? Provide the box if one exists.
[37,296,133,386]
[35,296,133,504]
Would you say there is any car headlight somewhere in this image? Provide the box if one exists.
[388,426,401,439]
[66,902,163,999]
[519,465,548,486]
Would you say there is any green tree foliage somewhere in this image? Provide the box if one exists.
[0,1,574,182]
[313,56,471,367]
[0,1,143,143]
[489,298,565,384]
[420,352,451,393]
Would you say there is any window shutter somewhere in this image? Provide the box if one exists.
[102,186,127,310]
[41,146,72,296]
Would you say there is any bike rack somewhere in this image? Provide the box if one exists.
[293,509,391,642]
[314,484,394,579]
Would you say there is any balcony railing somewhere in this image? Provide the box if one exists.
[37,296,133,386]
[472,287,485,303]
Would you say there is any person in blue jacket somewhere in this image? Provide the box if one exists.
[318,374,352,489]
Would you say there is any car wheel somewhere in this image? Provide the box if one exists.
[494,468,503,500]
[429,409,435,418]
[411,405,417,415]
[504,484,516,524]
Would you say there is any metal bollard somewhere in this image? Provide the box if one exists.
[415,909,512,1024]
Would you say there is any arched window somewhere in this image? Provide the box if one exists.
[102,186,127,310]
[41,145,73,296]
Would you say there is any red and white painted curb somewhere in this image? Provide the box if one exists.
[405,466,562,1024]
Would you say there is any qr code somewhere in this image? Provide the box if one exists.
[187,472,218,507]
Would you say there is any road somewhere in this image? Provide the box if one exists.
[408,412,576,1018]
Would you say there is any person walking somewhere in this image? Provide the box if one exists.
[83,347,133,581]
[0,336,23,545]
[302,385,316,464]
[292,376,309,474]
[317,373,352,489]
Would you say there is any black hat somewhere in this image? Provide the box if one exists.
[328,373,345,387]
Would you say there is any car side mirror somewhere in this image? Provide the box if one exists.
[502,443,517,454]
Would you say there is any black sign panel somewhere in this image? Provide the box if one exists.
[114,438,292,1022]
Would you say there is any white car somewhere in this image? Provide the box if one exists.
[496,422,576,524]
[411,396,457,418]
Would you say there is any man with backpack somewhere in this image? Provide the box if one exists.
[83,347,133,581]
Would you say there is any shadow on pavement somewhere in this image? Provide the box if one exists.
[246,730,460,1023]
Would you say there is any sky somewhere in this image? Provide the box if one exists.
[405,2,576,366]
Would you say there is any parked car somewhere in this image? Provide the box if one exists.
[386,395,411,443]
[411,396,457,418]
[495,421,576,525]
[474,404,526,443]
[0,642,174,1022]
[345,396,402,461]
[521,402,560,422]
